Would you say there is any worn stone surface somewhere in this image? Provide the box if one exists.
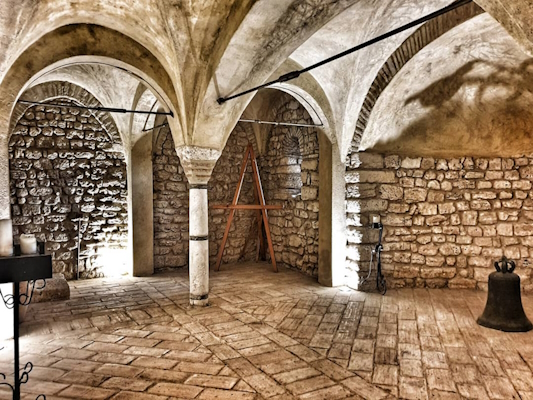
[31,273,70,303]
[346,153,533,292]
[3,262,532,400]
[9,99,128,279]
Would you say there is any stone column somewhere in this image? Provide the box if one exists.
[0,136,10,219]
[130,136,154,277]
[176,146,221,306]
[318,132,347,287]
[0,136,14,339]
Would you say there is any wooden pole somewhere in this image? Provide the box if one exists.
[214,146,251,271]
[213,143,279,272]
[211,204,282,210]
[249,145,278,272]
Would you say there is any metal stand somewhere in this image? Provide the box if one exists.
[361,222,387,295]
[0,242,52,400]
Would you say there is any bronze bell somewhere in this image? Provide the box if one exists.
[477,256,533,332]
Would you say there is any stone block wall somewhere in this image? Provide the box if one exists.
[9,101,128,279]
[346,152,533,292]
[259,97,320,277]
[152,125,189,269]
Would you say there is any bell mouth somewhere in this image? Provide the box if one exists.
[477,316,533,333]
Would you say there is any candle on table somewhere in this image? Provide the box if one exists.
[0,219,13,256]
[20,234,37,255]
[372,215,381,225]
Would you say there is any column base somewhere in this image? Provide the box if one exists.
[190,294,209,306]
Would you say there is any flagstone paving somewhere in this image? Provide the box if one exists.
[0,262,533,399]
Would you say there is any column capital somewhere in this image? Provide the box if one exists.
[175,146,221,185]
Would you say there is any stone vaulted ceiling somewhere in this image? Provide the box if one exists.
[0,0,532,160]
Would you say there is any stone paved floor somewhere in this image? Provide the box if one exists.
[1,262,533,399]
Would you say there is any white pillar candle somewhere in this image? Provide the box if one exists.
[0,219,13,256]
[372,215,381,224]
[20,234,37,255]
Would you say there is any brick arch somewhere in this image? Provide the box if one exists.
[10,81,122,146]
[350,1,483,153]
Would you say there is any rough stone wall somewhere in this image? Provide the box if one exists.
[9,100,128,279]
[152,125,189,269]
[152,123,258,270]
[151,97,320,276]
[260,96,319,277]
[346,152,533,292]
[208,124,258,265]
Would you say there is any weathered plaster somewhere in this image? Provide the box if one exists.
[361,14,533,157]
[0,24,180,151]
[0,0,532,162]
[289,0,455,162]
[192,0,359,152]
[350,2,483,152]
[475,0,533,56]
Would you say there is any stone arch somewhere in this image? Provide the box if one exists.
[10,81,122,146]
[0,23,182,219]
[0,24,180,142]
[350,1,483,153]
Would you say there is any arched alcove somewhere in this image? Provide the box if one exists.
[256,93,320,277]
[8,90,128,278]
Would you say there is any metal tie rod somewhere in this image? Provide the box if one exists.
[239,118,322,128]
[18,99,174,117]
[217,0,472,104]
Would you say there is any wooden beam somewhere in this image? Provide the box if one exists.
[211,204,283,210]
[249,145,278,272]
[214,145,251,271]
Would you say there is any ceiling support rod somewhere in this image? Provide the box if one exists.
[142,122,170,132]
[18,99,174,117]
[239,119,322,128]
[217,0,472,104]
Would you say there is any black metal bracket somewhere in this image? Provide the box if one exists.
[0,280,46,309]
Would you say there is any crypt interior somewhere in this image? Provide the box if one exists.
[1,0,533,399]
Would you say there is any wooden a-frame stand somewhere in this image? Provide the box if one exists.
[212,143,282,272]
